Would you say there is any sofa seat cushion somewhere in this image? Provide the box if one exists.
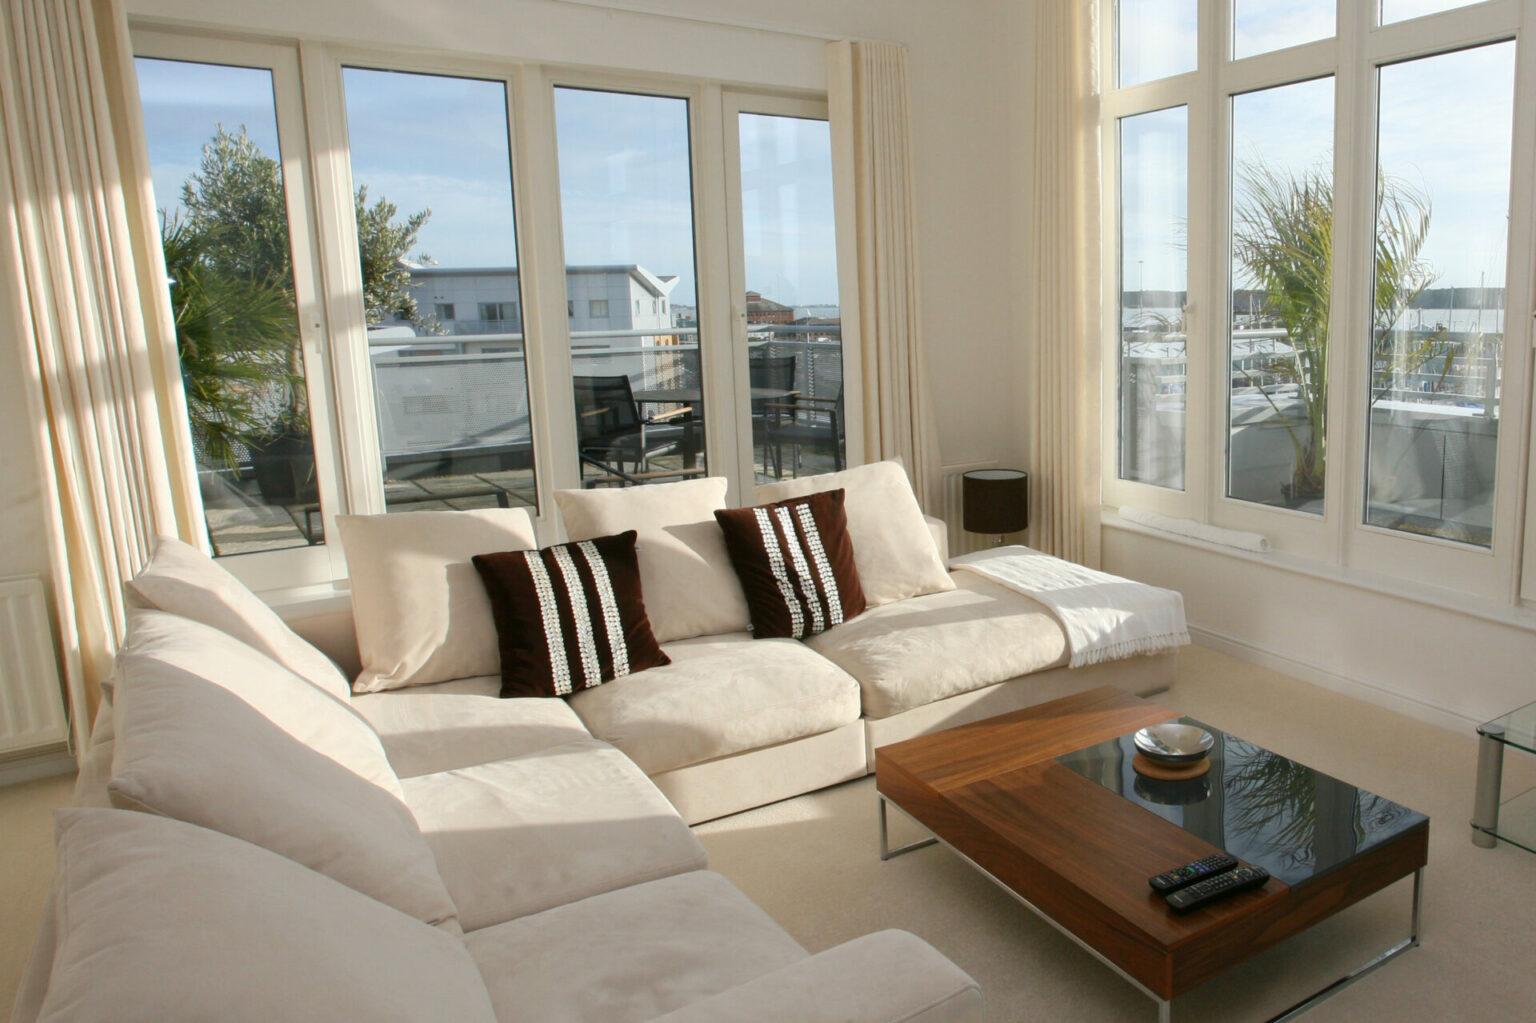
[806,571,1069,719]
[466,870,806,1023]
[352,674,592,778]
[35,810,497,1023]
[568,632,861,775]
[401,738,707,931]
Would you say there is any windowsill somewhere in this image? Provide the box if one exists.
[1102,507,1536,634]
[259,579,352,619]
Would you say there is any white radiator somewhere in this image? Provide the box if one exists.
[0,577,70,758]
[938,461,998,558]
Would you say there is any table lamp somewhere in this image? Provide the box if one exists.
[962,469,1028,547]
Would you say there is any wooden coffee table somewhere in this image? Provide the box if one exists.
[875,687,1428,1022]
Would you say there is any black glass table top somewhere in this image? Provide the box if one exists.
[1055,717,1428,887]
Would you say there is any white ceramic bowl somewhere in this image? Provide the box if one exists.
[1133,723,1214,764]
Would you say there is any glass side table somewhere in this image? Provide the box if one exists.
[1472,701,1536,852]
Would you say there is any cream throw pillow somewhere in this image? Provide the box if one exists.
[756,461,954,607]
[109,662,460,932]
[554,477,750,643]
[36,810,497,1023]
[118,609,404,800]
[338,507,538,692]
[125,535,351,700]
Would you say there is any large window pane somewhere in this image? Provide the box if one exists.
[1118,0,1198,87]
[555,88,704,487]
[1119,107,1188,490]
[1228,78,1334,512]
[1233,1,1334,59]
[738,113,843,484]
[137,57,320,556]
[1367,43,1514,546]
[342,68,536,517]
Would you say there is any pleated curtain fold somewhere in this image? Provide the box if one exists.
[1026,0,1103,567]
[0,0,199,754]
[827,40,943,513]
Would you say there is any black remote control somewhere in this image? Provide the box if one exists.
[1149,853,1240,894]
[1165,865,1270,912]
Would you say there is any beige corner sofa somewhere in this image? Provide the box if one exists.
[16,460,1175,1022]
[290,461,1177,824]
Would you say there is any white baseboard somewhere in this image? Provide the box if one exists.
[1189,626,1481,736]
[0,744,76,787]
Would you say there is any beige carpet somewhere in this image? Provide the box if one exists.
[3,645,1533,1020]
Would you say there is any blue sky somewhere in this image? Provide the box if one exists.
[136,59,840,311]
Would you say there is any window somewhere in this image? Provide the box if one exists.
[1365,43,1515,548]
[136,52,331,557]
[555,87,706,487]
[130,30,858,582]
[1101,0,1533,600]
[1117,107,1187,491]
[1227,77,1334,512]
[478,301,517,324]
[341,67,536,518]
[734,110,844,483]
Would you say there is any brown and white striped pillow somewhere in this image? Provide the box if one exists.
[471,531,669,699]
[714,489,866,640]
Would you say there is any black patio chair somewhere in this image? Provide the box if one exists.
[572,374,696,487]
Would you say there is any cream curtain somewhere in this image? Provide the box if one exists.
[827,40,943,512]
[0,0,200,754]
[1026,0,1102,566]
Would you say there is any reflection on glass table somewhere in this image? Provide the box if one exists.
[1056,716,1428,886]
[1473,701,1536,854]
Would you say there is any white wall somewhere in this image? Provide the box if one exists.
[1103,522,1536,731]
[122,0,1035,477]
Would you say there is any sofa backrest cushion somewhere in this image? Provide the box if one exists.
[713,489,866,640]
[124,535,351,700]
[34,809,497,1023]
[118,609,404,800]
[756,461,954,607]
[472,530,670,698]
[339,507,538,692]
[554,477,750,643]
[109,660,460,931]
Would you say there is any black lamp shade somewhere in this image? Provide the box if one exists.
[962,469,1028,535]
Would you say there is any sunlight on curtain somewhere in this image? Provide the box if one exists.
[826,40,942,511]
[0,0,197,754]
[1027,0,1102,566]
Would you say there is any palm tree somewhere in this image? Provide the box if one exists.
[161,214,302,472]
[1232,163,1433,502]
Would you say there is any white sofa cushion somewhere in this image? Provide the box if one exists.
[554,477,751,643]
[568,631,861,775]
[756,460,954,606]
[108,662,460,931]
[119,609,404,800]
[338,507,538,693]
[35,809,497,1023]
[124,535,351,700]
[352,674,593,778]
[807,571,1069,718]
[465,870,806,1023]
[401,737,707,931]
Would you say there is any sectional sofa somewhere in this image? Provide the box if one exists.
[15,460,1178,1022]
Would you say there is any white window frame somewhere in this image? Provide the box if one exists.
[1101,0,1536,605]
[131,28,863,586]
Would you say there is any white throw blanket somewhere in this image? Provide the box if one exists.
[951,546,1189,668]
